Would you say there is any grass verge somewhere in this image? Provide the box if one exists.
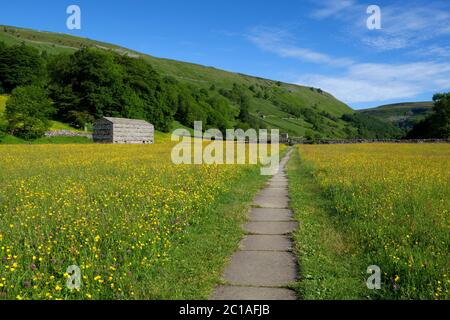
[287,147,367,299]
[287,145,449,300]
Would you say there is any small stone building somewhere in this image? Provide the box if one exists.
[280,133,289,143]
[93,117,154,144]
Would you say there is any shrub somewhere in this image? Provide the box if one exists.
[5,85,54,139]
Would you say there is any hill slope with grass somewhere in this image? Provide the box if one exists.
[0,25,402,139]
[359,102,434,132]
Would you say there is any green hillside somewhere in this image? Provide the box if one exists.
[359,102,434,131]
[0,25,360,139]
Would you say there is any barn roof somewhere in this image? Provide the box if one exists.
[101,117,153,127]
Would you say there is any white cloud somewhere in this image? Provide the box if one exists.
[296,62,450,103]
[247,26,353,66]
[413,45,450,58]
[361,36,409,51]
[310,0,356,19]
[362,4,450,51]
[310,1,450,51]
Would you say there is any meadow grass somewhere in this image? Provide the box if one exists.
[288,144,449,300]
[287,151,365,299]
[0,143,279,299]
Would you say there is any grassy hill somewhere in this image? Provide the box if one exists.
[0,25,358,139]
[359,102,434,131]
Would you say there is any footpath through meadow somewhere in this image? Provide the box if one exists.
[212,149,298,300]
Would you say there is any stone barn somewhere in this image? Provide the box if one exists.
[280,133,289,143]
[93,117,154,144]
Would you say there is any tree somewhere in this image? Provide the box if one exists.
[0,44,45,93]
[237,93,251,123]
[407,93,450,139]
[5,85,54,139]
[50,48,123,118]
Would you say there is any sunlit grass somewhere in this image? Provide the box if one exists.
[289,144,449,300]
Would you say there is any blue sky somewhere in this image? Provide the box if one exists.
[1,0,450,109]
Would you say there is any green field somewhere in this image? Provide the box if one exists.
[288,144,449,300]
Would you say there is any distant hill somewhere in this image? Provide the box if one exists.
[359,102,434,131]
[0,25,400,139]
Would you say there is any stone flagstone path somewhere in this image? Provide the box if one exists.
[211,149,297,300]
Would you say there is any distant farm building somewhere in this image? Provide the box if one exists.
[93,117,154,144]
[280,133,289,143]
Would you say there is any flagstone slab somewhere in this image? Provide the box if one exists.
[244,221,298,235]
[221,251,297,287]
[249,208,293,221]
[268,181,289,188]
[240,235,293,251]
[253,195,289,208]
[269,177,288,183]
[257,188,289,198]
[212,286,297,300]
[269,176,288,181]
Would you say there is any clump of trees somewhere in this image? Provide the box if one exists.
[47,48,177,131]
[407,93,450,139]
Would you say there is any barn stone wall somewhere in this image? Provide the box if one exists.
[93,119,114,143]
[112,123,154,144]
[93,118,154,144]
